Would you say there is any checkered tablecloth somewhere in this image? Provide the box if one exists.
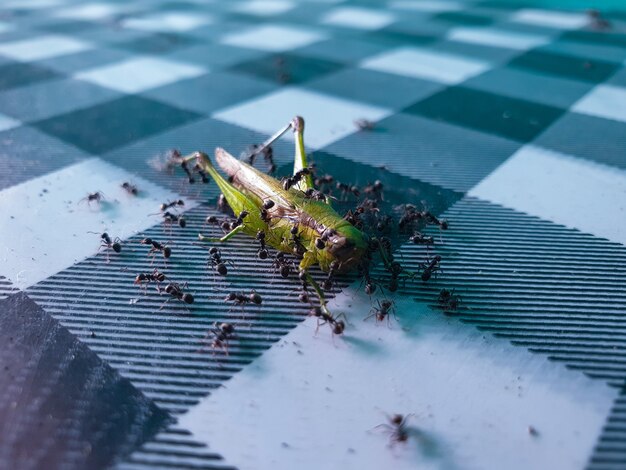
[0,0,625,469]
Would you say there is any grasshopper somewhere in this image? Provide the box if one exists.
[178,116,407,317]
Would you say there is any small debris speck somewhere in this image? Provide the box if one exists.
[528,426,539,436]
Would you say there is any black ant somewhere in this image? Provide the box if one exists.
[225,291,263,307]
[354,118,375,131]
[376,414,413,446]
[289,225,305,256]
[192,162,209,183]
[160,199,184,211]
[202,322,235,355]
[360,262,376,295]
[365,299,396,325]
[438,288,461,313]
[134,268,167,292]
[282,167,313,190]
[410,232,434,246]
[158,282,194,308]
[205,215,219,225]
[260,199,275,223]
[303,188,326,201]
[121,182,138,196]
[310,306,345,336]
[246,143,276,174]
[322,260,339,292]
[398,204,422,232]
[208,247,231,276]
[256,230,269,259]
[231,210,248,229]
[422,211,448,230]
[180,158,195,183]
[336,181,360,199]
[140,238,171,263]
[587,9,611,30]
[421,254,442,282]
[314,174,334,190]
[272,252,294,278]
[93,232,121,262]
[344,209,364,229]
[161,211,186,228]
[376,215,393,233]
[296,273,312,304]
[315,227,336,251]
[79,191,105,207]
[363,180,383,199]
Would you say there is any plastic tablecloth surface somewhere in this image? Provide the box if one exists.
[0,1,625,469]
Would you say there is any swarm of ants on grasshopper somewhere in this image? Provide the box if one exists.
[145,116,453,334]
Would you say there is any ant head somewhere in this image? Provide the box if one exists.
[381,300,393,308]
[440,220,449,230]
[365,283,375,295]
[209,246,218,255]
[258,249,268,260]
[391,414,404,425]
[141,237,152,245]
[298,293,309,303]
[182,293,194,304]
[178,218,186,228]
[315,238,325,250]
[206,215,218,223]
[290,225,299,235]
[226,293,237,301]
[220,323,235,334]
[333,321,345,335]
[280,265,290,278]
[239,210,249,219]
[216,263,228,276]
[163,247,172,258]
[250,292,262,305]
[112,242,122,253]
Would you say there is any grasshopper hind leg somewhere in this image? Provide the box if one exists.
[198,225,243,243]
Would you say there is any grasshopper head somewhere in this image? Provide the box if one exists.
[324,225,368,273]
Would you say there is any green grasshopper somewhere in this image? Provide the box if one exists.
[179,116,407,318]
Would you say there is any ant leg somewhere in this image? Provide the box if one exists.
[159,297,172,311]
[198,224,243,243]
[374,238,417,279]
